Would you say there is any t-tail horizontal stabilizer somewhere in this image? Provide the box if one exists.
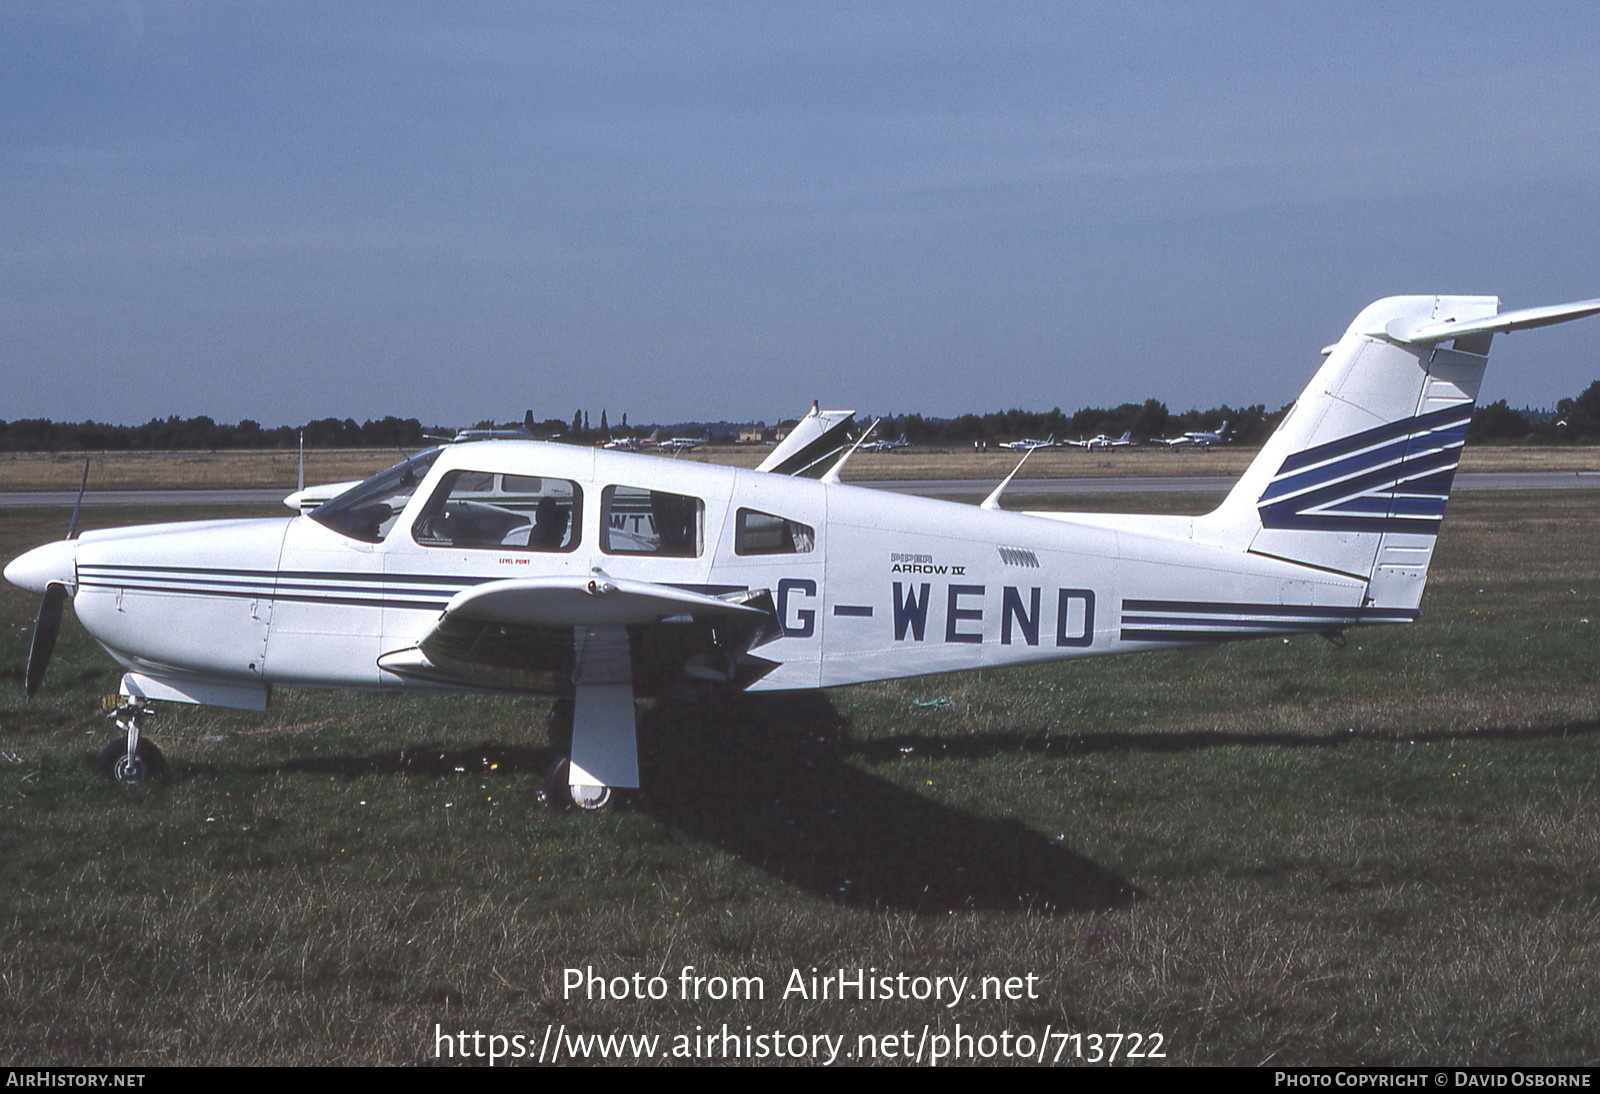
[1383,298,1600,346]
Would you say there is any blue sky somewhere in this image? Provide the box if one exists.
[5,1,1600,428]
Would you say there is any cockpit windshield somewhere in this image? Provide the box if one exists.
[309,447,443,543]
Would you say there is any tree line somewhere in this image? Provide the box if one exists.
[1,380,1596,452]
[0,416,436,453]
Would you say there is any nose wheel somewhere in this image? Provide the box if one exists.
[92,701,166,783]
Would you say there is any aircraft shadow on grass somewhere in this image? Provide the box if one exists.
[843,719,1600,761]
[267,692,1138,916]
[259,699,1599,913]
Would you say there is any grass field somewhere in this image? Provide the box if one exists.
[1,491,1596,1066]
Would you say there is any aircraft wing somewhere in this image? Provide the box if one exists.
[377,575,780,694]
[283,479,365,513]
[437,575,770,626]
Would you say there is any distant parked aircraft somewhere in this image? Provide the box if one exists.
[1160,421,1231,448]
[999,435,1060,451]
[1068,431,1135,450]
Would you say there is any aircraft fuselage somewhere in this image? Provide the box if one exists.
[39,439,1393,711]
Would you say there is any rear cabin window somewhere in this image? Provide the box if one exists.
[601,485,702,557]
[734,508,815,555]
[413,471,581,551]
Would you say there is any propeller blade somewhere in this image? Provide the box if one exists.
[25,583,67,697]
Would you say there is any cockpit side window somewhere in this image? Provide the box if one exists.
[601,485,702,557]
[309,447,443,543]
[412,471,582,552]
[734,508,815,555]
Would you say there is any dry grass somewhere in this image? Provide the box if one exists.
[1,443,1596,491]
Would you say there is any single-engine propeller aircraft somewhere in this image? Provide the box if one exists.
[8,295,1600,807]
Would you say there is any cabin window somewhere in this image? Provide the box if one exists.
[310,447,443,543]
[601,485,702,557]
[734,508,815,555]
[412,471,582,552]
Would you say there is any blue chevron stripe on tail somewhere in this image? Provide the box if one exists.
[1257,402,1471,534]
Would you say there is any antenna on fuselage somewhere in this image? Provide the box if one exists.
[980,445,1037,511]
[820,418,880,485]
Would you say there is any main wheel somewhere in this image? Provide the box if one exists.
[92,738,167,783]
[543,758,613,811]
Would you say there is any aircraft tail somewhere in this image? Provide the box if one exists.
[757,401,857,477]
[1196,294,1600,612]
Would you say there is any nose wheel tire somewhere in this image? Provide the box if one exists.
[92,738,167,783]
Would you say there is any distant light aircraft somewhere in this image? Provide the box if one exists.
[9,295,1600,808]
[1160,421,1231,448]
[998,435,1060,451]
[1068,431,1135,450]
[652,433,711,452]
[436,410,548,444]
[858,434,910,453]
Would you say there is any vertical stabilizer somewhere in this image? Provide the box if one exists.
[1197,294,1600,612]
[757,401,857,477]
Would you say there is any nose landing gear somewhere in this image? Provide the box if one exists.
[91,700,166,783]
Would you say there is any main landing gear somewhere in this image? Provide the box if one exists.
[541,627,639,812]
[542,692,630,812]
[542,756,614,811]
[91,700,166,783]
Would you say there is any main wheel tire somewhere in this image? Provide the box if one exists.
[92,738,167,783]
[543,758,614,812]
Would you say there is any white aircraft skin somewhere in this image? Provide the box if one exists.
[9,294,1600,805]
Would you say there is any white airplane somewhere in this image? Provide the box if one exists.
[1068,431,1135,450]
[434,410,549,444]
[857,434,910,453]
[1160,421,1231,448]
[9,295,1600,810]
[657,433,711,451]
[998,435,1060,451]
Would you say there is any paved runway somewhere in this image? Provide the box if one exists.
[2,471,1596,509]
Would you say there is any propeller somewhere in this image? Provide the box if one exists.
[21,460,88,697]
[24,584,67,696]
